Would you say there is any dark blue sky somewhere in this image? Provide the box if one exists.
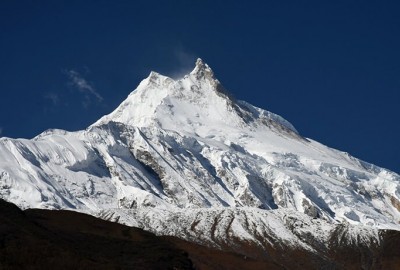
[0,1,399,173]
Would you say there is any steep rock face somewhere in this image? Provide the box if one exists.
[0,59,400,266]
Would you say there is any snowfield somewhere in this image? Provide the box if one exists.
[1,59,399,253]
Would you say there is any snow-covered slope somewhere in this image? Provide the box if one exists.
[1,59,399,255]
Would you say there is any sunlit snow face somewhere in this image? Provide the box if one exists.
[1,59,399,232]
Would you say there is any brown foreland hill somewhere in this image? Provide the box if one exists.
[0,200,283,270]
[1,199,400,269]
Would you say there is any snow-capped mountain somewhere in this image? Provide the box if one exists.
[1,59,399,266]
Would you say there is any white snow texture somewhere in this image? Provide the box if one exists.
[1,59,399,248]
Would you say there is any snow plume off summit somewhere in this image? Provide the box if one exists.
[1,59,400,268]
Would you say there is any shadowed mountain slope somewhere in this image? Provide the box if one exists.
[0,199,193,269]
[2,200,400,269]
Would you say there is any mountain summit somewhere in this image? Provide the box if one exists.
[191,58,215,79]
[94,58,297,136]
[0,59,400,267]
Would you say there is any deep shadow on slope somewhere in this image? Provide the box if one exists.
[0,200,282,270]
[0,199,193,269]
[1,199,400,270]
[328,225,400,270]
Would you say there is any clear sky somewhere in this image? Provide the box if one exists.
[0,1,399,173]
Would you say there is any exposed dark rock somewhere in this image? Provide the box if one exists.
[0,199,192,270]
[2,199,400,269]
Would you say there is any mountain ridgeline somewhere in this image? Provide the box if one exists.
[1,59,400,269]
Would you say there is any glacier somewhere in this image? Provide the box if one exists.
[1,59,399,259]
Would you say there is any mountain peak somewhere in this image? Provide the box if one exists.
[195,58,206,69]
[92,58,299,135]
[190,58,215,81]
[3,56,400,245]
[144,71,173,88]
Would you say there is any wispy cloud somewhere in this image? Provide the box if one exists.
[44,92,59,105]
[0,127,3,136]
[65,69,103,107]
[169,46,197,79]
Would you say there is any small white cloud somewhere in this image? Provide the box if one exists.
[168,46,197,79]
[176,48,196,69]
[66,69,103,103]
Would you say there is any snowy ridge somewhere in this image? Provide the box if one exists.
[93,58,298,135]
[0,59,399,253]
[93,206,381,260]
[95,207,335,251]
